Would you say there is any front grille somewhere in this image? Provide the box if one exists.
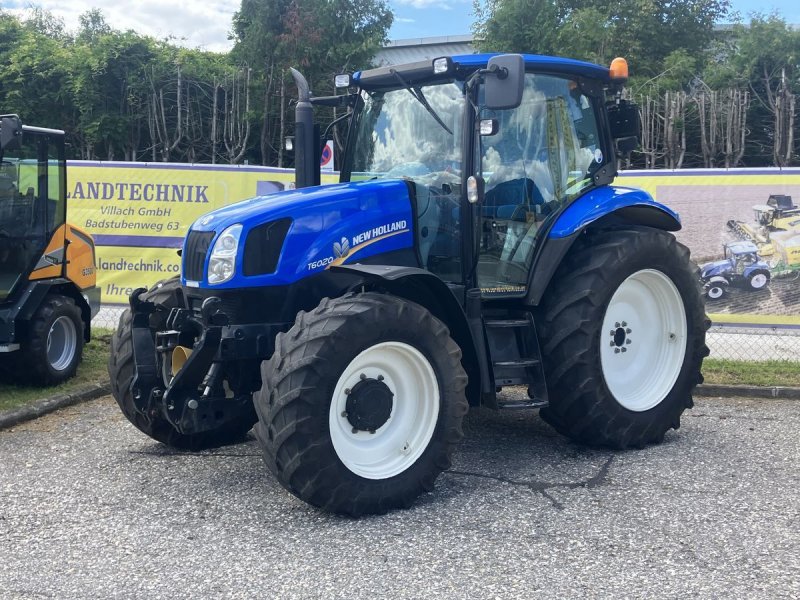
[184,230,215,281]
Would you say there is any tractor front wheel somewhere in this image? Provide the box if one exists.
[254,293,468,516]
[18,295,84,386]
[538,227,709,448]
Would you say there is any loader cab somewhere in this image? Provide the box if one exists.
[339,54,620,296]
[0,116,66,302]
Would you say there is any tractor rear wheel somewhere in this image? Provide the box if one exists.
[538,227,709,448]
[254,293,468,516]
[747,270,770,290]
[108,277,257,450]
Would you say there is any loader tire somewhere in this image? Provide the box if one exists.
[538,227,709,449]
[18,294,84,386]
[108,277,256,450]
[254,293,468,516]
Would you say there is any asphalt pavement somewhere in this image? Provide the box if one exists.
[1,392,798,599]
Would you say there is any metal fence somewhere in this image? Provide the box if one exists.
[707,323,800,362]
[92,307,800,363]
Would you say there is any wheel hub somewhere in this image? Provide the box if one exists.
[345,376,394,433]
[609,321,633,353]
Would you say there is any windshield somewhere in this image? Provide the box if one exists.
[350,82,464,184]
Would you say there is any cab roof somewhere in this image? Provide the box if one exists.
[354,53,611,90]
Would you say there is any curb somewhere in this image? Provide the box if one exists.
[695,383,800,399]
[0,382,111,431]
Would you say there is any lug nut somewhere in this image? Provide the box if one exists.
[610,330,615,336]
[626,328,631,334]
[369,429,376,434]
[609,341,615,347]
[615,322,620,328]
[626,339,632,345]
[187,399,199,409]
[351,427,359,434]
[341,411,348,418]
[621,321,627,327]
[360,373,367,380]
[614,348,620,354]
[377,374,384,382]
[345,388,351,395]
[621,347,627,353]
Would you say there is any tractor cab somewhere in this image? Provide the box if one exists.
[0,115,66,302]
[725,240,760,274]
[333,54,628,296]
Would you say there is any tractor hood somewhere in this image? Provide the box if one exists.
[700,260,731,278]
[184,179,415,288]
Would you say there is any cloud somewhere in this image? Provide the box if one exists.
[394,17,416,23]
[6,0,239,52]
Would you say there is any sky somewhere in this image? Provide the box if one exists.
[2,0,798,53]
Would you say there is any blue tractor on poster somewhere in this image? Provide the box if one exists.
[700,240,771,299]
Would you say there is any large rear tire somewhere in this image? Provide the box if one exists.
[254,293,468,516]
[538,227,709,448]
[108,277,257,450]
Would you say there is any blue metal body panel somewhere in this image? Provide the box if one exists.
[548,186,681,239]
[183,180,414,289]
[353,54,610,86]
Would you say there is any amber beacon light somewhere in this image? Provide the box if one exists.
[609,57,629,82]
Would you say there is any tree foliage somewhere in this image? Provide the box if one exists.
[475,2,799,167]
[0,2,391,165]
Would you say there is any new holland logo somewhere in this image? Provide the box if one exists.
[333,237,350,258]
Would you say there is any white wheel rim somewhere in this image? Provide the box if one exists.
[329,341,440,480]
[47,315,77,371]
[600,269,688,412]
[750,273,768,289]
[707,285,724,299]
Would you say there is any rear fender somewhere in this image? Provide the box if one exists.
[527,186,682,306]
[330,264,481,406]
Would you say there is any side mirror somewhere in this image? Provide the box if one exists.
[607,100,640,139]
[484,54,524,110]
[0,115,23,151]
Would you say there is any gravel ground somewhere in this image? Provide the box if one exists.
[1,392,798,599]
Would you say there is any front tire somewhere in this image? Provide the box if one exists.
[254,293,468,516]
[108,277,257,450]
[19,295,84,386]
[538,227,709,448]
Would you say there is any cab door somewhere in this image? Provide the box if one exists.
[475,73,605,296]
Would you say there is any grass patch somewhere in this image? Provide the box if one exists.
[702,359,800,387]
[0,328,112,413]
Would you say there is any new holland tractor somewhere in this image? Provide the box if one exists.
[108,54,708,515]
[0,115,99,384]
[700,241,771,299]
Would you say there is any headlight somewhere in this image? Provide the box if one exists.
[207,224,243,284]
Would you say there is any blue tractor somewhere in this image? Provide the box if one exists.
[109,54,708,515]
[700,241,771,299]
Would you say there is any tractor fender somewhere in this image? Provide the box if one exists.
[0,279,96,343]
[330,264,481,405]
[526,186,681,306]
